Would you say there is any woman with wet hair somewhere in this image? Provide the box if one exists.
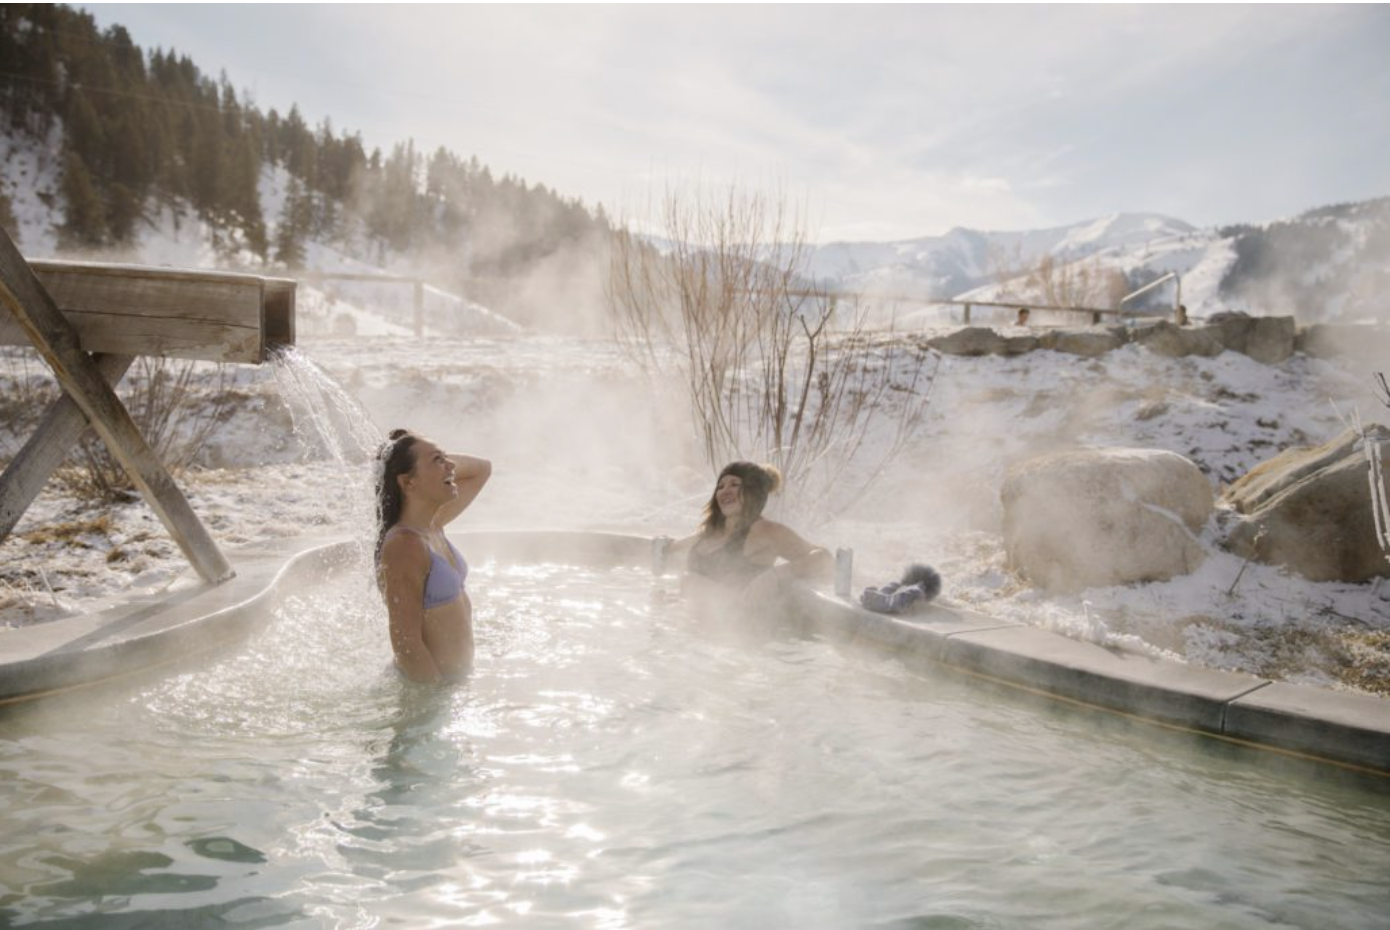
[669,461,832,616]
[375,429,491,683]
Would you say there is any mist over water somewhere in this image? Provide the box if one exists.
[244,304,1389,692]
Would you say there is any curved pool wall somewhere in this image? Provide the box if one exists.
[1,530,1386,776]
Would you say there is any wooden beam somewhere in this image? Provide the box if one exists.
[0,353,134,543]
[262,277,296,351]
[0,260,270,363]
[0,231,233,583]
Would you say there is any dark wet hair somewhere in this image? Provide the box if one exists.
[700,461,783,535]
[374,428,422,563]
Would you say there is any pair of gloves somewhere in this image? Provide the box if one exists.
[860,564,942,614]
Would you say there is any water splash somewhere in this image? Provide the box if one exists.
[268,345,383,562]
[269,346,382,465]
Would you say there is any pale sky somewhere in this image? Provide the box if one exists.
[82,4,1390,243]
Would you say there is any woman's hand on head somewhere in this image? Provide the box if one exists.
[436,454,492,526]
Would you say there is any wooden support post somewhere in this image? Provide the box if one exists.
[963,303,972,324]
[0,229,233,583]
[0,353,134,542]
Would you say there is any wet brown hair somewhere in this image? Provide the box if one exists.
[374,428,422,563]
[700,461,783,535]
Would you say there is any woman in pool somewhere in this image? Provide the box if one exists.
[374,429,492,683]
[670,461,832,616]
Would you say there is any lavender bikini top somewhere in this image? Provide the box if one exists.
[392,527,468,609]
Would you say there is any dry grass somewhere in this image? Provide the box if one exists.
[1339,629,1390,696]
[19,515,115,546]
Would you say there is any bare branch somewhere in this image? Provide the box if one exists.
[606,184,935,518]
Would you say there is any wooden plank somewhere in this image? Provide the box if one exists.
[0,353,134,542]
[0,260,267,363]
[0,232,234,583]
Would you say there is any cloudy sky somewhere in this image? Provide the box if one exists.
[84,4,1390,242]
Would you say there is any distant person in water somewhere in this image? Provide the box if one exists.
[667,462,832,617]
[374,429,492,683]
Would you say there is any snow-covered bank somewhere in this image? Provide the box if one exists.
[2,327,1388,696]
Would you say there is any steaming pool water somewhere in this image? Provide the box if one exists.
[1,561,1387,929]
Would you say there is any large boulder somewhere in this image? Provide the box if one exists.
[1130,320,1225,358]
[1049,327,1126,357]
[1002,447,1214,593]
[928,327,1038,357]
[1206,311,1296,363]
[1297,323,1390,364]
[1222,426,1390,583]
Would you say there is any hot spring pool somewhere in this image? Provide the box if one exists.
[1,561,1387,928]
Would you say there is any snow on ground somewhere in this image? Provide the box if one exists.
[0,123,61,256]
[2,311,1388,696]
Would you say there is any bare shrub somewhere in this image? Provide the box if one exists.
[990,245,1129,318]
[0,347,61,445]
[1370,373,1390,565]
[608,184,936,517]
[57,356,238,502]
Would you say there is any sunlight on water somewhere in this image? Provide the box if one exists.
[0,562,1387,928]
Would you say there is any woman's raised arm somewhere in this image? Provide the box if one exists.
[436,454,492,527]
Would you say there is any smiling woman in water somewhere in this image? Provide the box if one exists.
[374,428,492,683]
[667,461,832,621]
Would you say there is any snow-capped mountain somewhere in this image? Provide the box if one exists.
[803,213,1196,299]
[802,202,1389,325]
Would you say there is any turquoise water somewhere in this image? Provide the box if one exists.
[0,562,1386,928]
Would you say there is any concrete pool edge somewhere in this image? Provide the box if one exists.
[0,534,354,706]
[1,530,1386,776]
[784,586,1390,776]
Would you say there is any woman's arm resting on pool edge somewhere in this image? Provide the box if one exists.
[380,533,443,683]
[664,532,700,569]
[437,454,492,526]
[764,521,832,582]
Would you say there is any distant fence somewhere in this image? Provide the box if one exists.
[778,271,1185,329]
[298,271,426,336]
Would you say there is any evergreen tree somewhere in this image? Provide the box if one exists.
[60,151,108,248]
[1,4,613,275]
[106,182,142,243]
[274,176,311,268]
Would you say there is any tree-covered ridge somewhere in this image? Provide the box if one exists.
[0,3,609,277]
[1220,196,1390,320]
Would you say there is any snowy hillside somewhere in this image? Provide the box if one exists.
[0,129,524,337]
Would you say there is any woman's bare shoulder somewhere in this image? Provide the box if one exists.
[748,517,791,538]
[380,529,430,570]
